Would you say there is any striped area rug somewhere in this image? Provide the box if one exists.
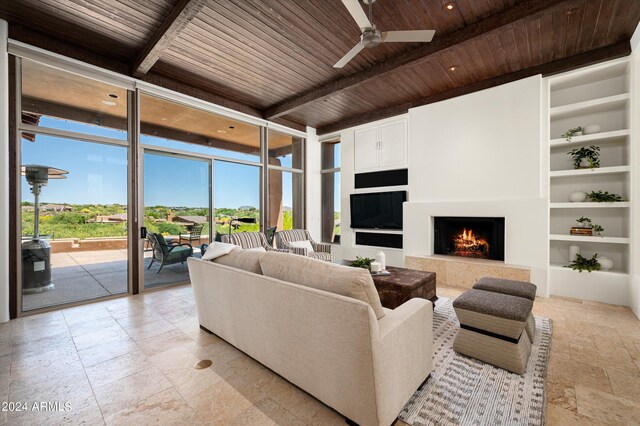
[399,297,551,426]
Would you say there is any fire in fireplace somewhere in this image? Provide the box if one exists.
[434,217,505,261]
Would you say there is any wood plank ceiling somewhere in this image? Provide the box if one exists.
[1,0,639,134]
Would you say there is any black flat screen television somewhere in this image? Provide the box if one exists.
[350,191,406,230]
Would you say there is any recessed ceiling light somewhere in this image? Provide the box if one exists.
[448,65,458,72]
[217,130,227,134]
[161,117,168,121]
[228,125,235,129]
[101,100,116,106]
[443,2,455,11]
[108,93,119,99]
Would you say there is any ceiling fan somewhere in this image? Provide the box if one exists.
[334,0,435,68]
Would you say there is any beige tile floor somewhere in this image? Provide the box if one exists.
[1,285,639,425]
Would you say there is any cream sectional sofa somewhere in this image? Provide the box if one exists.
[188,250,433,426]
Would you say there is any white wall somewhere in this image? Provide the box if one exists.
[408,76,544,201]
[305,126,322,242]
[0,20,9,323]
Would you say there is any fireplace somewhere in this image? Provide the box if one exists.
[434,217,505,261]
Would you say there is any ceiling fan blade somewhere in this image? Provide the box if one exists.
[381,30,435,43]
[333,43,365,68]
[341,0,372,29]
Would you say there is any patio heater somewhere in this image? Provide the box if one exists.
[21,164,68,293]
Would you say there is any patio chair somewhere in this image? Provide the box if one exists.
[222,232,289,252]
[147,233,193,273]
[274,229,333,261]
[179,223,204,245]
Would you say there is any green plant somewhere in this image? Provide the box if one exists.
[576,217,592,227]
[591,224,604,237]
[561,126,583,142]
[564,253,601,273]
[568,145,600,169]
[587,190,624,202]
[351,256,374,271]
[574,217,604,236]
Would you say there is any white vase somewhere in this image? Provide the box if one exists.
[583,124,601,135]
[375,251,386,271]
[569,191,587,202]
[569,245,580,262]
[598,256,613,270]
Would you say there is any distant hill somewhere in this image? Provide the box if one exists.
[238,205,257,210]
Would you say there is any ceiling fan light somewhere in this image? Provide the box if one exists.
[361,29,382,48]
[443,2,455,11]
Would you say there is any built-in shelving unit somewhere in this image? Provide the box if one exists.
[547,57,632,305]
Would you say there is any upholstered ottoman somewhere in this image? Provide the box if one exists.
[473,277,537,342]
[453,289,533,374]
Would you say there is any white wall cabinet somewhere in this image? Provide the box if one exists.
[354,118,407,171]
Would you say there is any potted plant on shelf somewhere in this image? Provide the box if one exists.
[587,190,624,202]
[564,253,601,273]
[570,217,604,237]
[561,126,583,142]
[567,145,600,169]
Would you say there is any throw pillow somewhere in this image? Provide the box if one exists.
[288,240,314,253]
[201,242,238,261]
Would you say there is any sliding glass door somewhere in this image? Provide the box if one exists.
[142,150,211,289]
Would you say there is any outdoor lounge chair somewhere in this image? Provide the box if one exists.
[147,232,193,273]
[179,223,204,245]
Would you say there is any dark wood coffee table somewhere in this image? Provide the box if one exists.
[335,260,437,309]
[373,266,437,309]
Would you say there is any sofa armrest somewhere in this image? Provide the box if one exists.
[372,298,433,426]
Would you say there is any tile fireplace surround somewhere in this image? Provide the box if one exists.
[405,255,530,289]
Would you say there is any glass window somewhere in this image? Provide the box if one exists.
[268,129,303,169]
[321,141,340,243]
[213,160,261,237]
[143,151,210,289]
[20,134,128,311]
[269,169,303,231]
[140,94,261,163]
[21,60,128,141]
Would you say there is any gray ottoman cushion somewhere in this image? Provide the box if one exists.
[473,277,537,342]
[473,277,537,301]
[453,289,533,340]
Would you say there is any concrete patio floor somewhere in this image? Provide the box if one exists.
[23,248,201,311]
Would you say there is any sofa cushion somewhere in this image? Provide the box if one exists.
[213,248,264,274]
[259,252,385,319]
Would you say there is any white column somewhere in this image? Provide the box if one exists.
[0,20,9,323]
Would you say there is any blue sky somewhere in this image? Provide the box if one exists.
[21,117,303,209]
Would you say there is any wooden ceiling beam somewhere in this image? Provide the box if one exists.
[264,0,574,121]
[316,40,631,135]
[132,0,208,77]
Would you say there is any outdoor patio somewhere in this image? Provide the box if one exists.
[22,247,201,311]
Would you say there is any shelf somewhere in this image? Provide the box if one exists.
[550,202,630,209]
[549,234,630,244]
[549,165,630,178]
[549,263,628,276]
[549,129,629,148]
[550,93,629,119]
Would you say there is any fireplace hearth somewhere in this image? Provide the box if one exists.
[434,217,505,261]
